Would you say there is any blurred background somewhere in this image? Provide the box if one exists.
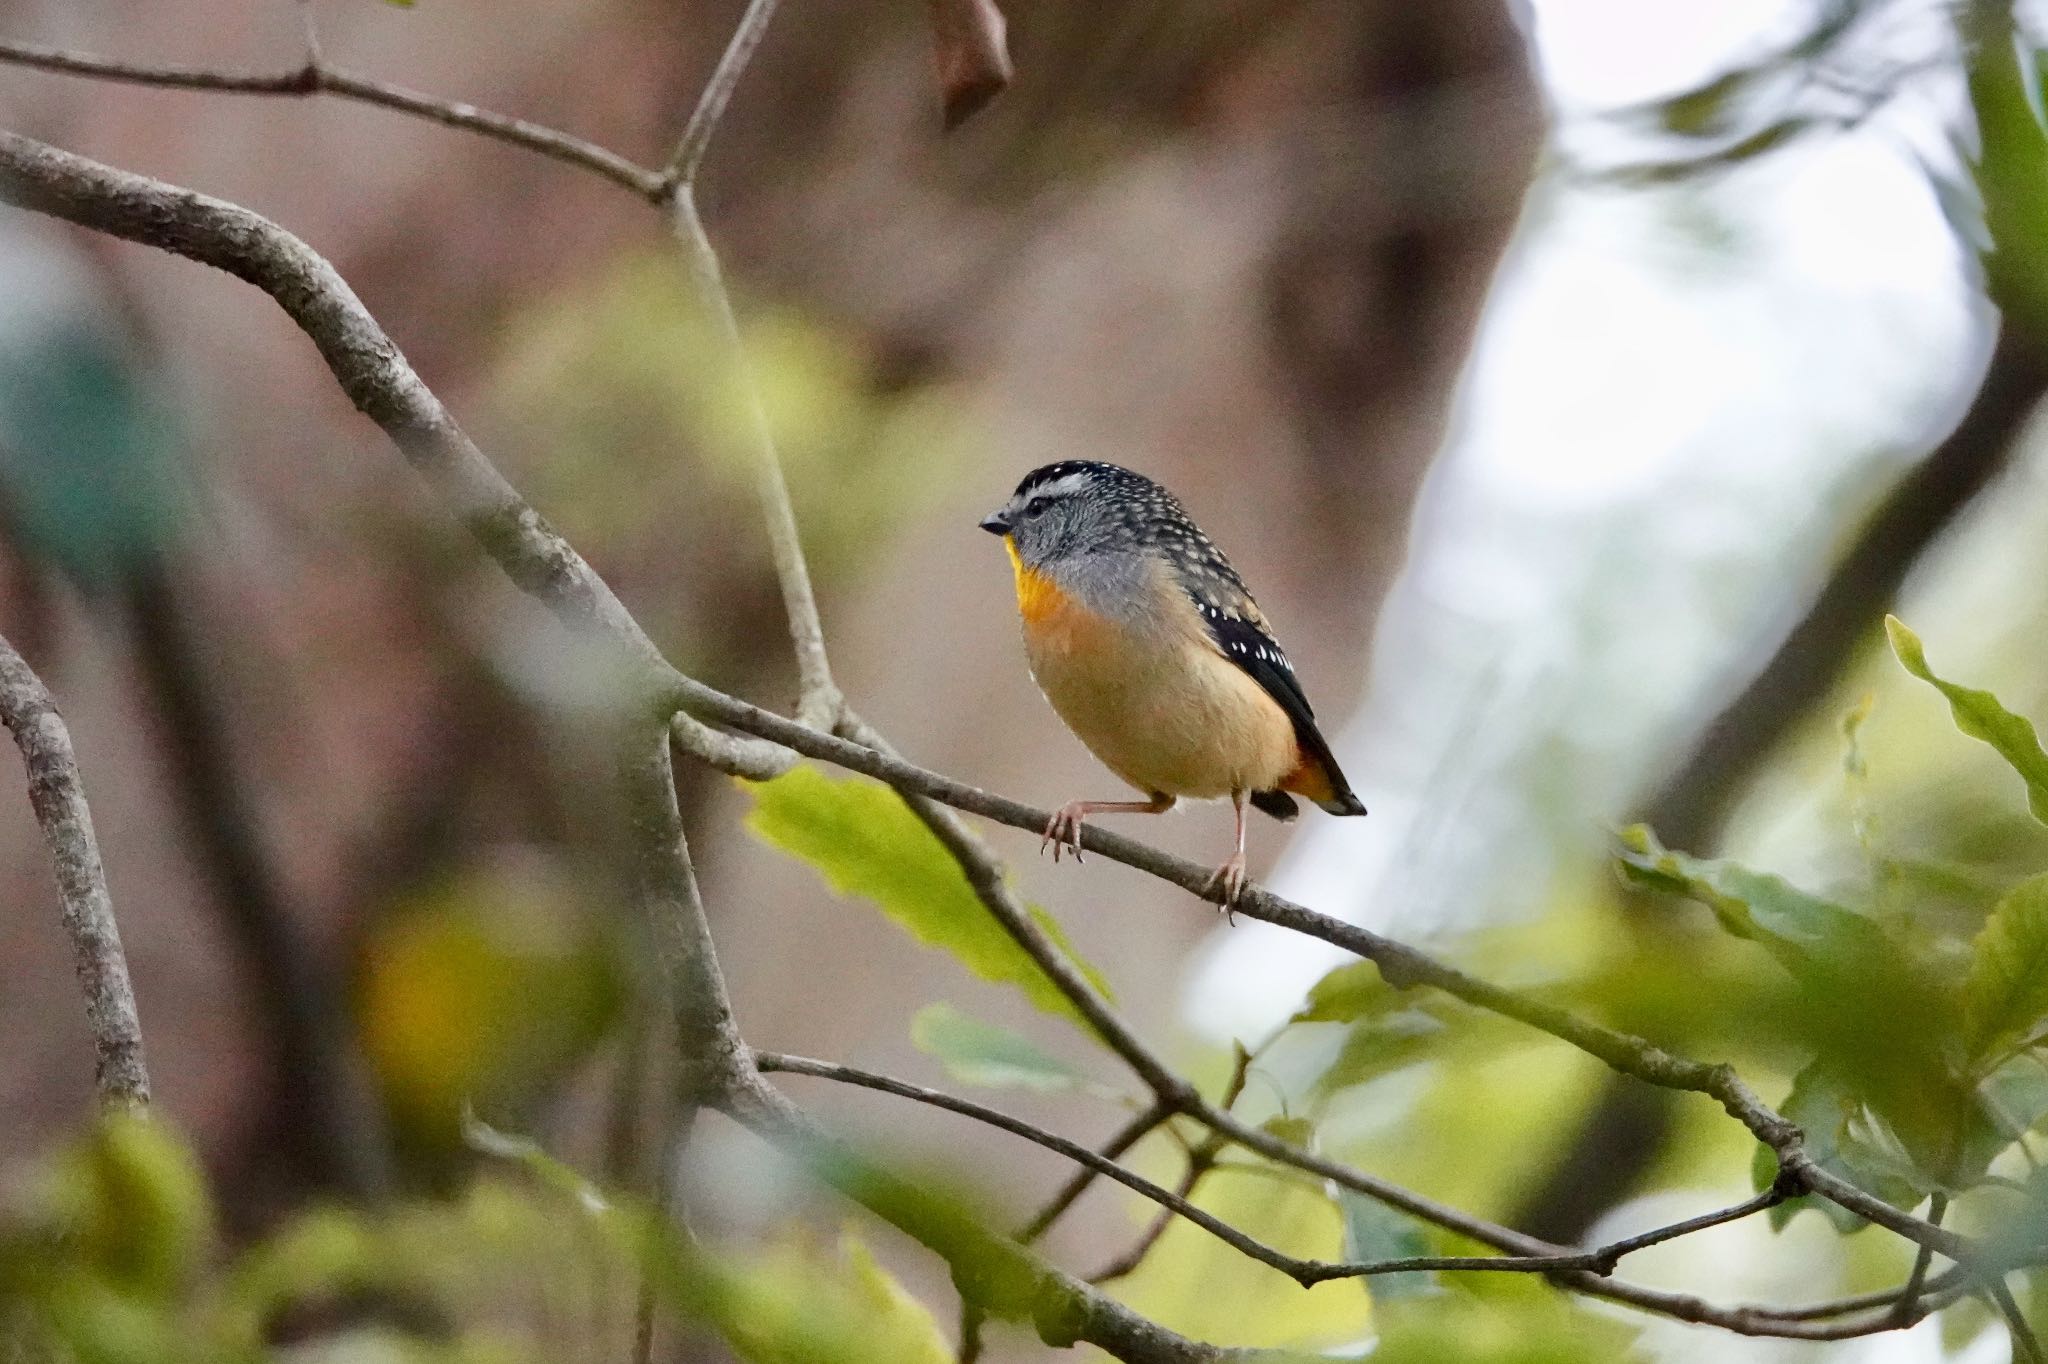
[6,0,2048,1360]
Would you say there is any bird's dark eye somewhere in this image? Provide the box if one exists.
[1024,496,1052,519]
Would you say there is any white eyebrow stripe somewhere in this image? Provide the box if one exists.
[1029,472,1093,501]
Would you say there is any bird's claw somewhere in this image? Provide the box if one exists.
[1205,853,1248,923]
[1041,802,1087,864]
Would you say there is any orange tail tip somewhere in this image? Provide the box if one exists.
[1281,751,1367,817]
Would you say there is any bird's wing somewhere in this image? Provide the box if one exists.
[1163,536,1357,809]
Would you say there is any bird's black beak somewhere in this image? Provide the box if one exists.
[978,511,1011,536]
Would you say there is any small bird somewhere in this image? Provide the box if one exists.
[979,460,1365,908]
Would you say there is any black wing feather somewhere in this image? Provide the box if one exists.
[1198,607,1366,817]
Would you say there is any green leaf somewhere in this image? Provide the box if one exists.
[1260,1114,1315,1147]
[1965,873,2048,1069]
[909,1003,1101,1093]
[1336,1191,1435,1300]
[461,1106,614,1218]
[1371,1278,1643,1362]
[1887,616,2048,826]
[1614,825,1883,980]
[1309,1011,1446,1102]
[1293,961,1400,1023]
[711,1229,951,1364]
[744,767,1111,1026]
[1983,1054,2048,1141]
[1757,1060,1927,1233]
[51,1112,213,1299]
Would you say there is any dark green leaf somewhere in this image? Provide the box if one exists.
[1336,1191,1435,1300]
[1887,616,2048,826]
[1965,873,2048,1069]
[745,767,1111,1026]
[909,1003,1101,1093]
[1614,825,1884,980]
[1760,1060,1927,1233]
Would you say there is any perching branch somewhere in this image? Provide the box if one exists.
[664,680,1972,1264]
[0,629,149,1110]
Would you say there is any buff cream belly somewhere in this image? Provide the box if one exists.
[1021,588,1299,801]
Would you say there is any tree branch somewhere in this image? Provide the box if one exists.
[0,130,792,784]
[671,192,841,730]
[662,0,780,190]
[756,1050,1631,1286]
[0,629,149,1109]
[658,0,840,730]
[665,685,1973,1263]
[0,38,665,198]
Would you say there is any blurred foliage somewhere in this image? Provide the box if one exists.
[1614,620,2048,1245]
[743,765,1112,1024]
[0,317,189,591]
[486,253,968,602]
[0,1107,959,1364]
[909,1001,1115,1095]
[357,859,628,1164]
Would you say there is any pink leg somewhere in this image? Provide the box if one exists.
[1043,792,1175,864]
[1204,792,1250,918]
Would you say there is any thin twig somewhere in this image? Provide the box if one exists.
[663,0,781,189]
[0,630,149,1109]
[1991,1274,2045,1364]
[658,0,839,730]
[292,0,323,69]
[1895,1192,1948,1324]
[1018,1105,1176,1243]
[672,193,842,730]
[755,1050,1609,1286]
[1090,1043,1260,1283]
[0,39,665,197]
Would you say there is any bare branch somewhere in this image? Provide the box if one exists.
[1019,1105,1175,1243]
[0,38,665,197]
[0,630,149,1109]
[663,0,781,190]
[839,711,1190,1102]
[1089,1041,1259,1283]
[672,193,842,729]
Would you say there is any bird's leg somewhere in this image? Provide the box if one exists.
[1205,791,1250,920]
[1042,792,1175,863]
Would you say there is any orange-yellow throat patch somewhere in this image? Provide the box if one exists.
[1005,536,1069,625]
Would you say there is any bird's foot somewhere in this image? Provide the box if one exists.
[1204,852,1248,922]
[1041,802,1088,864]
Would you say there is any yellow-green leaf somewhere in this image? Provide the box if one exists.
[711,1229,951,1364]
[744,766,1110,1025]
[1965,874,2048,1069]
[911,1003,1105,1093]
[1887,616,2048,826]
